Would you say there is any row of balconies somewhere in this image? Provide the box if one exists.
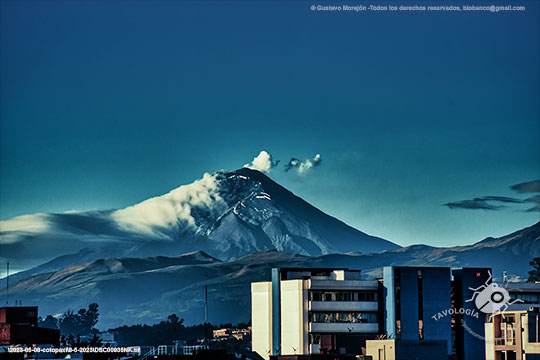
[307,280,379,334]
[308,300,379,333]
[309,322,379,333]
[309,300,378,312]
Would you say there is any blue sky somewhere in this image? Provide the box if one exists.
[1,0,539,247]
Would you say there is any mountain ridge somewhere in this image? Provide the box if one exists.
[0,168,398,272]
[2,221,537,330]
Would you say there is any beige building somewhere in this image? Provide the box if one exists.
[365,339,447,360]
[251,268,380,360]
[485,307,540,360]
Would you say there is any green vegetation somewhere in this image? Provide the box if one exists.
[528,257,540,282]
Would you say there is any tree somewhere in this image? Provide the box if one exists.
[88,334,103,347]
[39,315,59,330]
[60,310,80,336]
[66,334,75,347]
[167,314,183,325]
[528,257,540,282]
[59,335,67,347]
[59,303,99,336]
[77,303,99,334]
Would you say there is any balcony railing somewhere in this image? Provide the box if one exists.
[494,337,514,346]
[309,300,378,312]
[309,322,378,333]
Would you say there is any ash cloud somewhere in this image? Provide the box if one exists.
[244,151,322,176]
[285,154,322,174]
[244,150,279,173]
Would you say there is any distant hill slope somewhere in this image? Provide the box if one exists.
[0,168,398,271]
[3,222,538,330]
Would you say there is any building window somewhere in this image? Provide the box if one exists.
[309,334,321,344]
[511,293,540,304]
[309,312,378,323]
[309,290,377,302]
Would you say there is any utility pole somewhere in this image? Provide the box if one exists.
[204,274,208,344]
[6,261,9,306]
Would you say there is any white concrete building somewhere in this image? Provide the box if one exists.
[251,268,380,359]
[485,307,540,360]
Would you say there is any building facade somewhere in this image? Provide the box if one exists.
[504,282,540,306]
[252,266,500,360]
[452,267,492,360]
[485,307,540,360]
[251,268,381,359]
[0,306,59,347]
[365,339,448,360]
[383,266,453,355]
[383,266,491,359]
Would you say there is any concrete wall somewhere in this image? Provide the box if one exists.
[366,339,396,360]
[523,312,540,356]
[485,322,495,360]
[252,281,273,360]
[280,280,308,356]
[366,339,446,360]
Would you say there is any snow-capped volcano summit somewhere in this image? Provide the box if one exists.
[0,168,399,272]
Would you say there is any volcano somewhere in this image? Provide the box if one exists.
[0,168,399,272]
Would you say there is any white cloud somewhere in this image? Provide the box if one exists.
[0,214,51,236]
[244,150,278,173]
[285,154,322,174]
[111,172,228,237]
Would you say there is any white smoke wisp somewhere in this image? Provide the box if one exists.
[244,150,278,173]
[285,154,322,174]
[111,173,228,237]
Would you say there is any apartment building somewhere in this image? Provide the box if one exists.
[251,268,381,359]
[485,307,540,360]
[252,266,496,360]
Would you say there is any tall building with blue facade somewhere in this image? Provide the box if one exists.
[383,266,491,359]
[452,267,491,360]
[383,266,453,355]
